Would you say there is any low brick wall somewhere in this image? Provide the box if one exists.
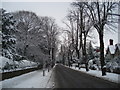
[1,67,39,81]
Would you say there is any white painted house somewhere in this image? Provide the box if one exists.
[105,39,120,62]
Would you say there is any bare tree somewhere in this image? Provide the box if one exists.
[62,14,76,66]
[40,16,59,67]
[66,2,93,71]
[84,2,119,75]
[67,10,80,61]
[12,11,48,63]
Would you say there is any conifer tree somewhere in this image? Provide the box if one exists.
[88,41,94,60]
[1,9,16,60]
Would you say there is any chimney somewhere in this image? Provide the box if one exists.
[109,39,113,45]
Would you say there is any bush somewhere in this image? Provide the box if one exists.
[113,66,120,74]
[2,62,14,71]
[37,64,43,69]
[106,61,119,73]
[89,65,97,70]
[80,64,86,68]
[3,62,10,70]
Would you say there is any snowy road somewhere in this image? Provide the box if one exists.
[1,64,119,89]
[54,64,118,88]
[1,69,53,88]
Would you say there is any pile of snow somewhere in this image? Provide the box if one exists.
[88,60,93,67]
[88,59,101,70]
[72,63,78,67]
[0,56,13,72]
[0,56,12,68]
[0,56,38,73]
[18,60,37,68]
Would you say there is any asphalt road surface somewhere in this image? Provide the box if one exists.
[53,64,118,88]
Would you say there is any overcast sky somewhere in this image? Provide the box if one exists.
[2,1,119,49]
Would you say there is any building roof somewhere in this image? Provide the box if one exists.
[115,43,120,51]
[108,45,116,54]
[106,43,120,55]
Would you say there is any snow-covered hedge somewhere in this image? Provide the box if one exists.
[18,60,38,68]
[0,56,38,73]
[106,56,120,73]
[0,56,13,72]
[88,59,101,70]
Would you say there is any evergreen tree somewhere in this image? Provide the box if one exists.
[88,41,94,60]
[1,9,16,60]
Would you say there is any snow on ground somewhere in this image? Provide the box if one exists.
[69,66,120,84]
[1,68,53,88]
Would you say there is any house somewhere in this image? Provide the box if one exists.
[105,39,120,62]
[105,39,116,62]
[114,43,120,58]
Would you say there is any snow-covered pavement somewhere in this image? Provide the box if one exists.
[69,66,120,84]
[1,69,53,88]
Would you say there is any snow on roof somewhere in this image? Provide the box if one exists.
[116,43,120,51]
[108,45,116,54]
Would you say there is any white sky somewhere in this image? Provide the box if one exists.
[2,2,71,27]
[1,0,119,49]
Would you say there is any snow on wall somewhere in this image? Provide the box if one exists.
[0,56,38,73]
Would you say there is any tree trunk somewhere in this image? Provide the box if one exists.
[75,30,80,59]
[79,9,83,50]
[23,45,28,56]
[76,48,79,59]
[76,14,80,60]
[68,50,70,67]
[62,53,65,65]
[83,36,89,71]
[99,27,106,76]
[51,47,55,67]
